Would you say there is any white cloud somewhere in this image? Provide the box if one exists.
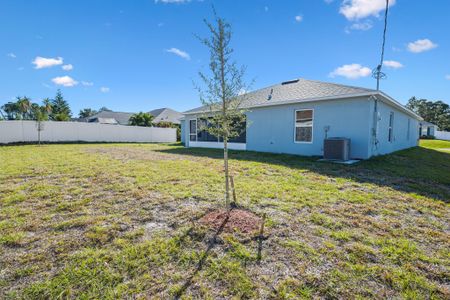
[329,63,372,79]
[348,21,373,31]
[166,48,190,60]
[62,64,73,71]
[32,56,64,69]
[295,15,303,23]
[407,39,438,53]
[51,76,78,87]
[383,60,403,69]
[340,0,396,20]
[7,53,16,58]
[100,87,110,93]
[445,75,450,80]
[81,81,94,86]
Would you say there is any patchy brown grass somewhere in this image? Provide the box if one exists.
[0,141,449,299]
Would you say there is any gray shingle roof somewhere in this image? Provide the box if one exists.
[90,117,119,125]
[420,121,437,127]
[148,108,183,124]
[88,111,135,125]
[184,78,376,114]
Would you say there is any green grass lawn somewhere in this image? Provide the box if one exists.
[1,140,449,299]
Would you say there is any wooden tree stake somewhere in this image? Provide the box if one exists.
[259,213,266,238]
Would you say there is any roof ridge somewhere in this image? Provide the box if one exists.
[96,110,136,114]
[183,78,382,115]
[301,78,377,92]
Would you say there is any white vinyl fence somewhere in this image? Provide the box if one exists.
[0,121,176,144]
[435,130,450,141]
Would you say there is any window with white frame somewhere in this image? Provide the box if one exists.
[388,112,394,142]
[295,109,313,143]
[189,119,197,141]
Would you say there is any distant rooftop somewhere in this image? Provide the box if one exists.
[87,111,135,125]
[148,107,183,124]
[78,108,182,125]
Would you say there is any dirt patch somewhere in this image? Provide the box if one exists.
[199,209,262,234]
[84,147,206,163]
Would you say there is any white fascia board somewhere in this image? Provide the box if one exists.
[374,92,423,120]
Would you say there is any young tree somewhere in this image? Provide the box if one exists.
[49,90,72,121]
[79,108,98,118]
[129,112,154,127]
[31,102,52,145]
[196,12,249,208]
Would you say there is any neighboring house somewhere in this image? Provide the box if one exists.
[181,78,422,159]
[87,117,119,125]
[419,121,438,137]
[149,108,183,124]
[78,108,182,126]
[80,111,135,125]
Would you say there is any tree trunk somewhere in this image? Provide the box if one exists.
[224,137,230,209]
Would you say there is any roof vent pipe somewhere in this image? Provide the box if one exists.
[267,88,273,101]
[281,79,300,85]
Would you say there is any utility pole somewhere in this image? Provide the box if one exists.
[372,0,390,90]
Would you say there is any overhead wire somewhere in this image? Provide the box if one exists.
[372,0,390,90]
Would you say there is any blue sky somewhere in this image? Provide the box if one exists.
[1,0,449,115]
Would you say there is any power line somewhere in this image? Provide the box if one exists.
[372,0,390,90]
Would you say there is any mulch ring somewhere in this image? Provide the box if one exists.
[198,208,262,234]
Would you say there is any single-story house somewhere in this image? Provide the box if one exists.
[78,108,182,126]
[419,121,438,137]
[78,111,135,125]
[86,117,119,125]
[180,78,422,160]
[149,108,183,125]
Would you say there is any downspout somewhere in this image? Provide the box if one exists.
[370,95,380,156]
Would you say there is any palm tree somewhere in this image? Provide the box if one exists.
[129,112,154,127]
[16,96,32,119]
[42,98,53,115]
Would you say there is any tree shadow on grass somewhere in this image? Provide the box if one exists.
[173,210,231,300]
[156,146,450,203]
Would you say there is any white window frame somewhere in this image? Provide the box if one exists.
[388,112,394,142]
[189,119,197,142]
[294,109,314,144]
